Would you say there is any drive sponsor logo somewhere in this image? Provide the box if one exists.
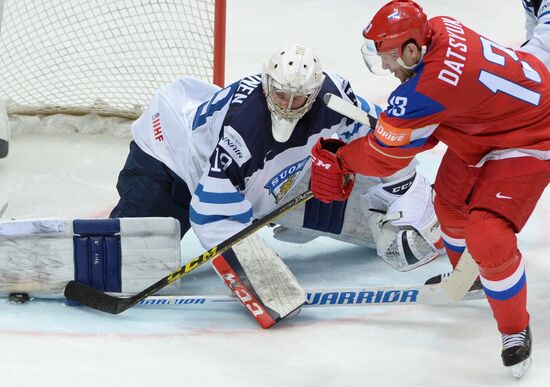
[151,112,164,142]
[219,125,251,167]
[265,156,309,204]
[374,118,411,146]
[306,289,419,305]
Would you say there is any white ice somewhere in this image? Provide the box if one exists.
[1,1,549,386]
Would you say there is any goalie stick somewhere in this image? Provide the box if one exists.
[64,190,315,314]
[63,247,480,311]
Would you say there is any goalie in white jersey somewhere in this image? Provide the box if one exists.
[521,0,550,68]
[105,44,442,328]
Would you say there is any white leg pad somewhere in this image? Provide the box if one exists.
[0,217,182,297]
[274,170,378,248]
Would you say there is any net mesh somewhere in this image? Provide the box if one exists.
[0,0,218,119]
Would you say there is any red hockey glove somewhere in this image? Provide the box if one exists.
[310,138,355,203]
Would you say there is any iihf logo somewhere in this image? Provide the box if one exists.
[151,112,164,142]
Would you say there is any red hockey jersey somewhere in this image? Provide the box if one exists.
[340,16,550,177]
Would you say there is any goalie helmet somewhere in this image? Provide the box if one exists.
[262,45,325,142]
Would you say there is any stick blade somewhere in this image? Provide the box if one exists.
[64,281,132,314]
[0,202,8,218]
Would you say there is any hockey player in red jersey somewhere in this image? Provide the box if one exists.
[309,0,549,377]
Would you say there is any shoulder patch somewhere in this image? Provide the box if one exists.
[374,117,412,146]
[219,125,252,166]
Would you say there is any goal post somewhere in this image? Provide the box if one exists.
[0,0,226,131]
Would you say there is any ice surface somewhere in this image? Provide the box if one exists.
[0,1,548,386]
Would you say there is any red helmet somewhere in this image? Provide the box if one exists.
[363,0,431,54]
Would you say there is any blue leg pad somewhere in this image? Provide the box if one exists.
[303,198,347,234]
[73,219,122,292]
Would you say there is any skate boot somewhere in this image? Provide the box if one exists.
[501,326,532,378]
[424,273,484,300]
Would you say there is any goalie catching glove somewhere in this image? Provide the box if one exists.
[273,160,443,272]
[364,162,444,271]
[211,233,306,329]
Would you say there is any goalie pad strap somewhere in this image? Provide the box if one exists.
[73,219,122,292]
[303,197,347,234]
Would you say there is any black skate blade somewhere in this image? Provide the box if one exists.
[462,289,485,301]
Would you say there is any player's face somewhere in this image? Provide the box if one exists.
[271,89,308,110]
[378,49,414,83]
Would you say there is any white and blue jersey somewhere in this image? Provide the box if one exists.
[132,73,379,249]
[521,0,550,68]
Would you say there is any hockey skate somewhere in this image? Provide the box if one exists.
[424,272,484,301]
[501,326,532,378]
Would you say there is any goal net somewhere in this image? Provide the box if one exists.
[0,0,226,135]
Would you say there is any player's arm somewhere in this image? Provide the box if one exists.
[338,113,440,177]
[309,112,439,205]
[522,0,538,41]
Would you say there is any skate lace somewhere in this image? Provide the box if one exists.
[502,330,527,350]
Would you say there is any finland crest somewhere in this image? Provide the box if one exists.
[264,156,309,203]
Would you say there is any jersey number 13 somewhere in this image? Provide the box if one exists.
[478,36,542,106]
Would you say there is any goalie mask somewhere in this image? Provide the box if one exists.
[262,44,325,142]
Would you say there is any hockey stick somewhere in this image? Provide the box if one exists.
[64,190,314,314]
[324,92,375,127]
[134,274,484,308]
[0,202,8,218]
[63,246,480,311]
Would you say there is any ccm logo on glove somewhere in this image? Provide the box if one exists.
[310,138,355,203]
[311,156,332,170]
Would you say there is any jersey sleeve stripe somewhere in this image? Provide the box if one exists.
[189,206,253,225]
[195,183,245,204]
[367,136,417,160]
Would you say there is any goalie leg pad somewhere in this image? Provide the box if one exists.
[302,197,347,234]
[274,170,377,247]
[0,217,182,297]
[73,219,122,292]
[211,234,306,329]
[0,99,9,158]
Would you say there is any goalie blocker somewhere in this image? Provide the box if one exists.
[211,234,306,329]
